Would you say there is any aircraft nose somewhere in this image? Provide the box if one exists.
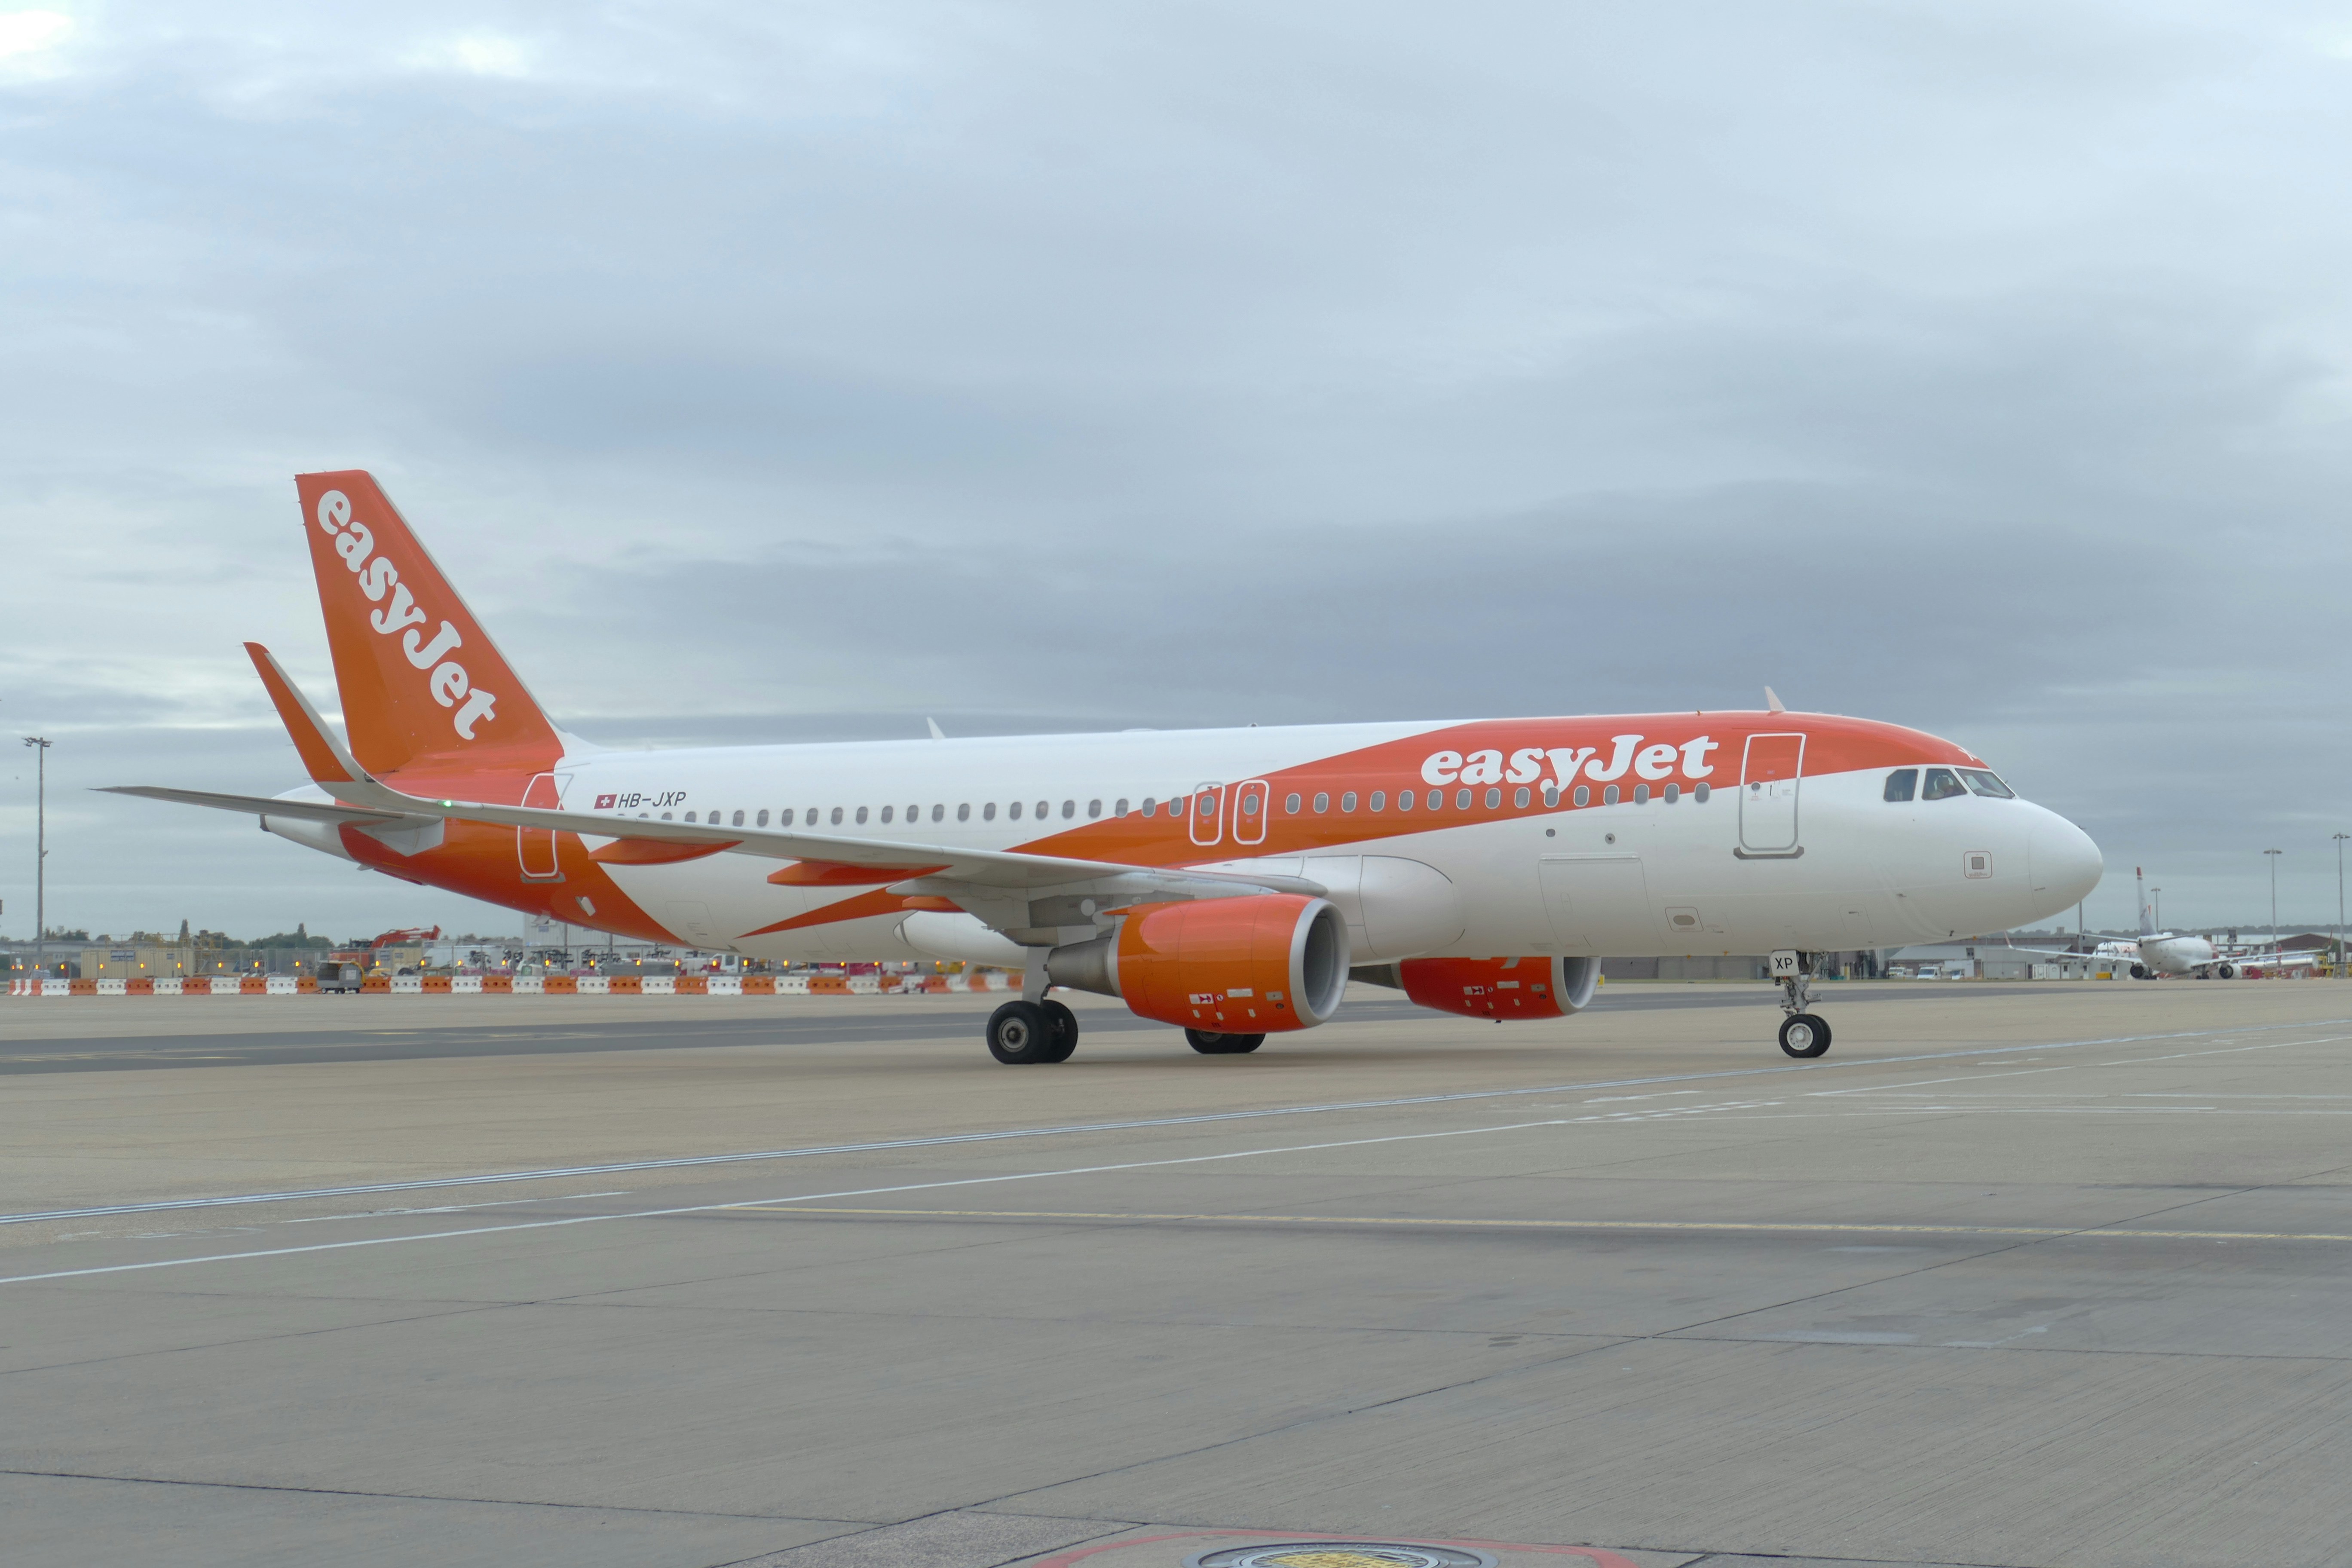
[2030,812,2104,908]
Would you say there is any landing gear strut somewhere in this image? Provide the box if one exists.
[1771,949,1831,1059]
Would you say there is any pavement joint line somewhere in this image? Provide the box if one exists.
[0,1116,1586,1286]
[722,1206,2352,1241]
[0,1466,833,1521]
[6,1014,2335,1229]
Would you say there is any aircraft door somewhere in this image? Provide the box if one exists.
[518,772,562,879]
[1738,734,1804,855]
[1189,782,1225,848]
[1232,780,1268,845]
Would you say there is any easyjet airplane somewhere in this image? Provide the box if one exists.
[114,472,2105,1064]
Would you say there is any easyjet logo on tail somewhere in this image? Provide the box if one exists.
[315,490,498,741]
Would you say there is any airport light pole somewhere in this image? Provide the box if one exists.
[2335,833,2348,977]
[2152,887,2162,931]
[22,736,49,979]
[2265,848,2282,945]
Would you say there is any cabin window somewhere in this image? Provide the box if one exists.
[983,802,995,821]
[661,811,673,820]
[1603,785,1620,805]
[1396,789,1413,812]
[1314,792,1330,813]
[1633,784,1650,805]
[1115,798,1129,815]
[1168,797,1185,817]
[1240,793,1259,817]
[1427,789,1444,810]
[1369,790,1385,812]
[779,808,795,826]
[1197,794,1217,818]
[1009,801,1023,820]
[879,805,893,824]
[1088,799,1102,818]
[733,810,746,827]
[1695,783,1710,802]
[906,804,919,821]
[1341,791,1358,812]
[756,809,769,827]
[1923,767,1968,801]
[1663,784,1679,804]
[1485,787,1501,808]
[1062,799,1075,819]
[1286,793,1302,813]
[1143,796,1158,815]
[1884,769,1918,802]
[1456,789,1471,810]
[855,806,869,825]
[1573,785,1589,806]
[1960,769,2015,799]
[957,803,970,821]
[683,811,696,823]
[1513,787,1529,808]
[1036,800,1049,819]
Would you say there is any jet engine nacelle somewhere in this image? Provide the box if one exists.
[1357,955,1600,1020]
[1044,894,1350,1033]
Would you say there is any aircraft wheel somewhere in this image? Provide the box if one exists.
[1778,1013,1831,1059]
[2217,963,2235,980]
[1187,1028,1262,1055]
[986,1000,1057,1064]
[1222,1033,1266,1054]
[1039,998,1079,1063]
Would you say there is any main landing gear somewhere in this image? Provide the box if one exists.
[1771,949,1832,1060]
[1186,1029,1265,1055]
[986,998,1079,1065]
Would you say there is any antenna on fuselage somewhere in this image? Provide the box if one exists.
[1764,686,1786,714]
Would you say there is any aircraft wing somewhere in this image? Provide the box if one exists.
[116,646,1328,901]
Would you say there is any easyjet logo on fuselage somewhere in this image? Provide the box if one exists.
[1421,735,1721,791]
[314,490,498,741]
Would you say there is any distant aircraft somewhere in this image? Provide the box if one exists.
[2113,867,2315,979]
[107,471,2105,1063]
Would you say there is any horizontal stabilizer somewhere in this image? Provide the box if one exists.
[99,785,417,827]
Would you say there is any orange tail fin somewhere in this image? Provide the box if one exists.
[294,471,562,778]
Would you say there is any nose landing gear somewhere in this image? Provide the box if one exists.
[1770,949,1832,1059]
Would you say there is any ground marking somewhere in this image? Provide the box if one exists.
[8,1016,2340,1228]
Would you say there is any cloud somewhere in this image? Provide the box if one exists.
[4,2,2351,936]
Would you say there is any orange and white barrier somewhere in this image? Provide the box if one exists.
[9,970,999,998]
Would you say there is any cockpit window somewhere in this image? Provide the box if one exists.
[1959,769,2015,799]
[1922,767,1968,800]
[1883,769,1917,802]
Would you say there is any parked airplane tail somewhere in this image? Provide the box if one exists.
[293,471,562,779]
[2136,866,2155,938]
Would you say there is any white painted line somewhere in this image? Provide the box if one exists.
[7,1017,2337,1228]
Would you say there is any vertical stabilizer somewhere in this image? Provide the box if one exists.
[293,472,562,778]
[2136,867,2155,938]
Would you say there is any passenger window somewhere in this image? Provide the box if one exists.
[1923,768,1967,800]
[1603,785,1619,805]
[1286,793,1302,814]
[1959,769,2015,799]
[983,802,995,821]
[1633,785,1649,805]
[1088,799,1102,818]
[906,804,918,821]
[880,806,893,824]
[683,811,697,823]
[1009,801,1023,820]
[1396,789,1413,812]
[1884,769,1918,802]
[1340,791,1356,812]
[1240,793,1258,816]
[781,808,795,826]
[1062,799,1075,819]
[1483,787,1500,808]
[1369,790,1385,812]
[933,804,945,822]
[1456,788,1471,809]
[957,803,970,821]
[1694,783,1709,803]
[756,809,770,827]
[1574,784,1591,806]
[1143,797,1157,816]
[733,810,746,827]
[1514,787,1530,808]
[1115,799,1128,816]
[1663,784,1679,803]
[1197,795,1216,818]
[1314,792,1329,813]
[662,812,673,820]
[1036,800,1049,819]
[855,806,869,825]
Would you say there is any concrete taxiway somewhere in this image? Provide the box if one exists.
[2,981,2347,1568]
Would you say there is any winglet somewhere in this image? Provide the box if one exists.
[926,717,946,740]
[244,642,367,788]
[1764,686,1786,714]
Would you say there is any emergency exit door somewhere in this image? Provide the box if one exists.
[518,772,562,879]
[1738,734,1804,855]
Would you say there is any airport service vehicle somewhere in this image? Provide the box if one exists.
[113,472,2105,1063]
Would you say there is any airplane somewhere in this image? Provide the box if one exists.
[109,472,2106,1064]
[2121,868,2227,979]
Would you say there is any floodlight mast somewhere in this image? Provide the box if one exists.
[22,736,50,981]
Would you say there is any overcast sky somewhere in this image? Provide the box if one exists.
[5,2,2351,941]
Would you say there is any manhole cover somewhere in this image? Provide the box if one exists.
[1185,1547,1496,1568]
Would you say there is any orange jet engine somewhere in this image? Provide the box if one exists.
[1044,894,1350,1033]
[1357,955,1600,1020]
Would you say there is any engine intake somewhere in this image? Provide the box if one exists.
[1354,955,1599,1020]
[1045,894,1350,1032]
